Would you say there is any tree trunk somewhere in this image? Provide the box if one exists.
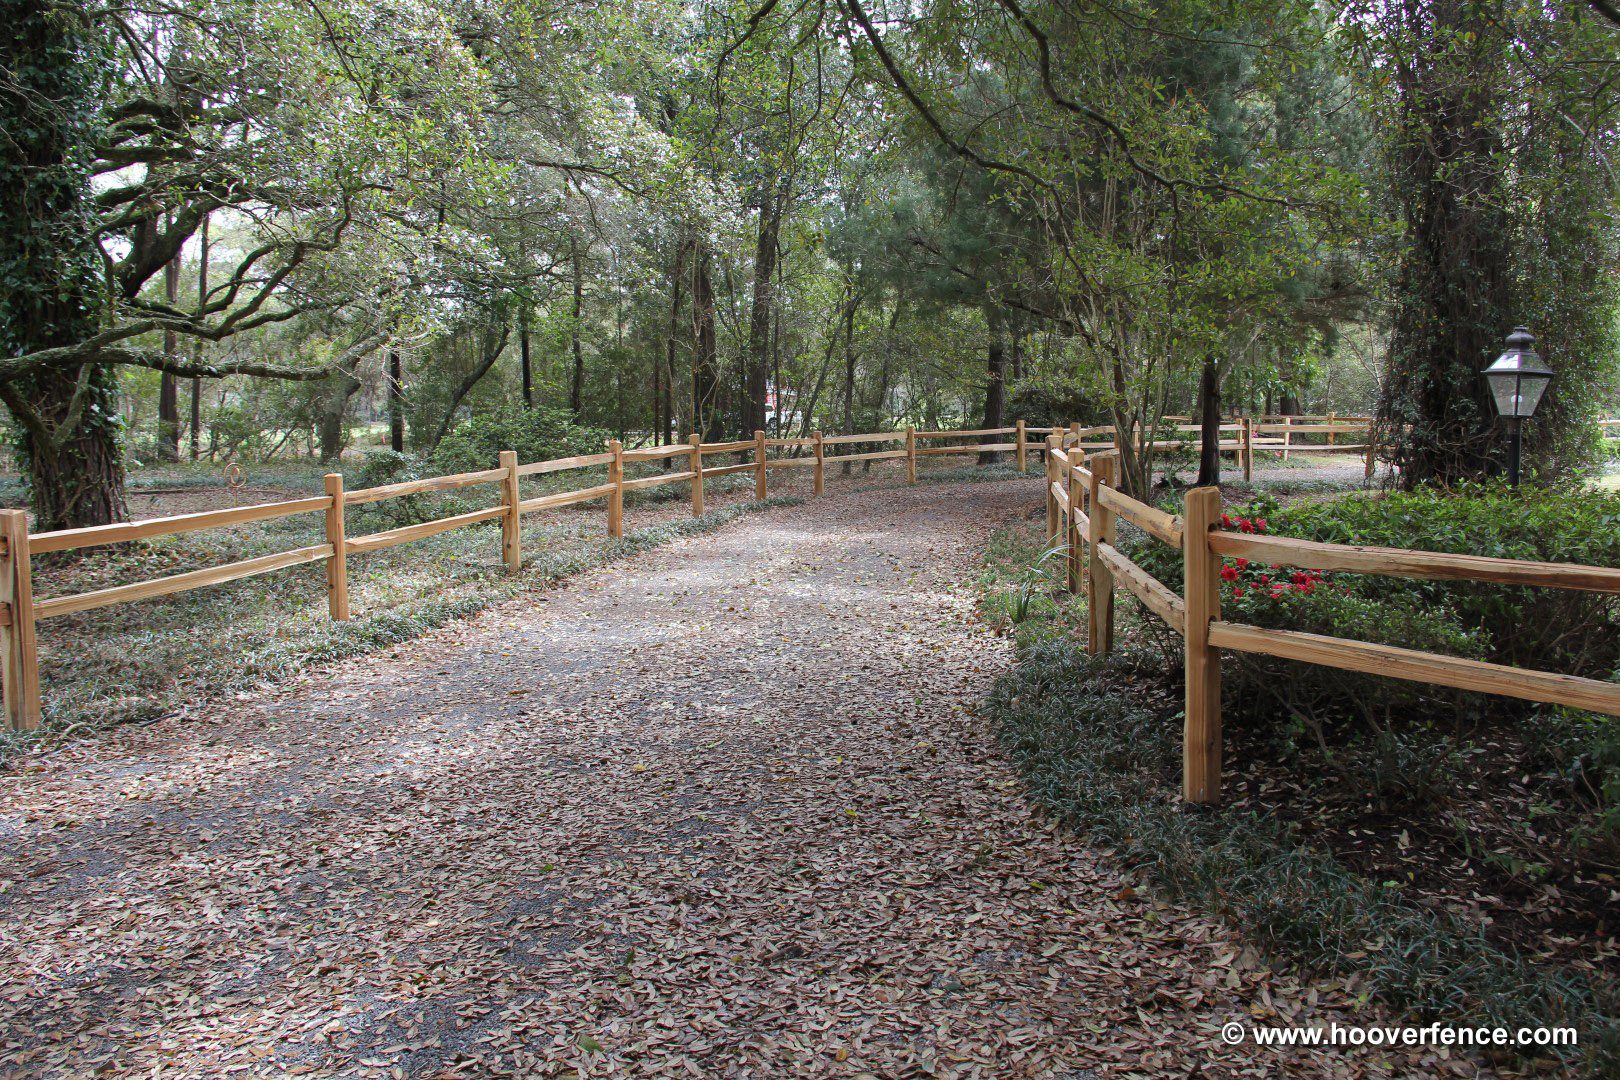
[191,214,208,460]
[569,236,586,414]
[840,280,858,474]
[691,245,721,440]
[431,324,509,450]
[0,2,126,529]
[1377,0,1515,489]
[158,244,181,461]
[664,240,686,445]
[1196,355,1222,487]
[388,348,405,452]
[318,368,362,464]
[1,366,127,531]
[519,309,533,408]
[979,308,1007,465]
[744,194,782,435]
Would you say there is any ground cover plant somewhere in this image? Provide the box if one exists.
[2,455,1030,766]
[979,477,1620,1074]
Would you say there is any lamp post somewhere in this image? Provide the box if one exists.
[1481,327,1553,486]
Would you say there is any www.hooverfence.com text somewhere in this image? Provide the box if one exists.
[1221,1021,1577,1050]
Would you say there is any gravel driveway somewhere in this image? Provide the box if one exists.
[2,478,1431,1077]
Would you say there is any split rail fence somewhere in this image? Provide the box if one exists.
[1043,432,1620,804]
[0,422,1068,730]
[6,414,1609,769]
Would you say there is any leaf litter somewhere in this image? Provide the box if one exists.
[0,480,1486,1077]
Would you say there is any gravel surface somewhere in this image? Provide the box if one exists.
[1,478,1441,1077]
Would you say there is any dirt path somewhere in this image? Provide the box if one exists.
[2,480,1421,1078]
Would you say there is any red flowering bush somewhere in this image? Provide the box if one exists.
[1122,495,1491,745]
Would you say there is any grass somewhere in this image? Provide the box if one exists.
[975,523,1619,1075]
[3,494,803,764]
[4,453,1041,764]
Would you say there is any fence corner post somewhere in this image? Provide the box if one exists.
[323,472,349,621]
[500,449,521,571]
[688,432,704,517]
[1086,454,1115,655]
[1015,420,1027,472]
[905,425,917,484]
[754,429,767,501]
[1182,485,1223,805]
[1044,435,1060,545]
[813,431,825,496]
[1282,415,1292,461]
[0,509,40,731]
[608,439,625,537]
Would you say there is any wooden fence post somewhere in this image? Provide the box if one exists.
[1044,435,1060,545]
[0,510,40,731]
[1015,419,1026,472]
[1066,454,1083,593]
[608,439,625,537]
[905,425,917,484]
[1328,413,1337,447]
[753,429,768,500]
[1182,485,1223,804]
[1086,454,1115,655]
[689,432,704,517]
[1242,417,1253,482]
[500,449,521,571]
[1282,415,1292,462]
[813,431,825,496]
[323,473,349,621]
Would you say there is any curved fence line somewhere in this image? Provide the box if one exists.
[1043,434,1620,805]
[2,416,1614,742]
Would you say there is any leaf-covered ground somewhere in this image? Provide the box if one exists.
[2,478,1442,1077]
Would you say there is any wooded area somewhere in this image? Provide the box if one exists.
[4,0,1619,532]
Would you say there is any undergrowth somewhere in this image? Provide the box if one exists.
[1,496,801,765]
[977,524,1619,1075]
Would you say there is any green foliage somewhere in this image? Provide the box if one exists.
[1524,707,1620,863]
[986,641,1619,1074]
[351,450,462,528]
[976,526,1084,651]
[1274,482,1620,677]
[430,406,609,474]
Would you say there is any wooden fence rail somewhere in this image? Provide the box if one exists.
[1045,441,1620,805]
[7,414,1599,739]
[2,423,1046,729]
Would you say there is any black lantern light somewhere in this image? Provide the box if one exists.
[1481,327,1553,486]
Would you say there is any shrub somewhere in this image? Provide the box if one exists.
[1126,507,1490,796]
[350,449,463,528]
[1273,481,1620,679]
[431,406,609,474]
[986,641,1619,1075]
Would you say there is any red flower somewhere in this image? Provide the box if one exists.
[1239,518,1254,534]
[1255,518,1268,532]
[1235,558,1249,570]
[1257,574,1270,585]
[1232,587,1245,598]
[1220,565,1239,581]
[1221,514,1233,528]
